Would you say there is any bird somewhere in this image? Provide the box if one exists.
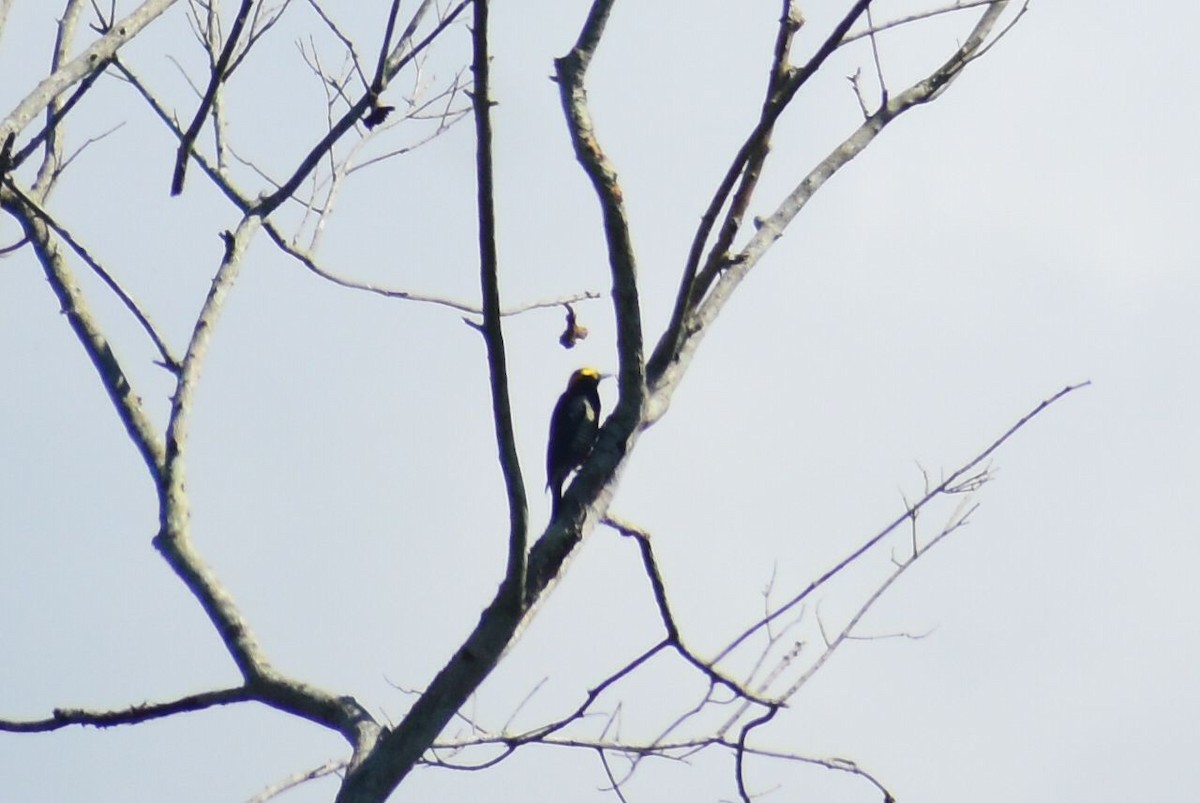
[546,367,604,516]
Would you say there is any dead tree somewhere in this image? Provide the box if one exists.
[0,2,1081,802]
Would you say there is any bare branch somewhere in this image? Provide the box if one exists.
[226,0,294,76]
[113,61,540,319]
[841,0,999,45]
[554,0,646,426]
[258,0,469,217]
[604,515,774,706]
[246,759,347,803]
[0,687,252,733]
[10,58,111,181]
[0,234,27,255]
[0,0,14,48]
[371,0,405,93]
[303,0,370,91]
[736,707,779,803]
[648,0,873,389]
[1,0,180,146]
[864,4,889,108]
[264,221,601,313]
[431,731,897,802]
[154,218,267,676]
[717,380,1090,666]
[470,0,528,606]
[650,2,1020,424]
[144,214,381,752]
[171,0,254,194]
[3,179,178,367]
[55,120,126,177]
[596,748,631,803]
[30,0,87,199]
[0,182,166,479]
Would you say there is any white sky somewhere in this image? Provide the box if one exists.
[2,2,1197,802]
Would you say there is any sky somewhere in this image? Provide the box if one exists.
[2,1,1198,802]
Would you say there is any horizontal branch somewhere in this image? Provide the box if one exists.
[841,0,998,45]
[262,221,600,315]
[0,687,250,733]
[427,731,895,801]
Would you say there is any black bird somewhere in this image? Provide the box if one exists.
[546,367,604,515]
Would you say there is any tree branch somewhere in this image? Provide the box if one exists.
[247,759,348,803]
[0,687,251,733]
[3,180,179,368]
[145,213,380,753]
[0,0,179,145]
[0,181,166,481]
[153,216,265,677]
[470,0,528,606]
[554,0,645,422]
[118,56,518,318]
[171,0,254,194]
[264,219,601,314]
[257,0,468,216]
[716,380,1089,667]
[840,0,999,45]
[604,515,774,706]
[648,0,874,388]
[649,1,1017,422]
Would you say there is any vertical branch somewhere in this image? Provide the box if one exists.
[370,0,403,91]
[171,0,254,195]
[864,4,889,108]
[684,0,804,312]
[471,0,528,604]
[554,0,644,414]
[0,1,14,48]
[381,0,435,76]
[31,0,87,200]
[156,215,266,677]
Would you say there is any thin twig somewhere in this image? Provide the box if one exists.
[840,0,998,45]
[245,759,347,803]
[648,0,873,385]
[3,178,178,367]
[716,380,1089,665]
[304,0,369,91]
[171,0,255,194]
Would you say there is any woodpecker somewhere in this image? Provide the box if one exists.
[546,367,604,515]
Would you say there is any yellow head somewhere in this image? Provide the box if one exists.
[571,367,603,385]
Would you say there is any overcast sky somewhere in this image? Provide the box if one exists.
[2,2,1197,802]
